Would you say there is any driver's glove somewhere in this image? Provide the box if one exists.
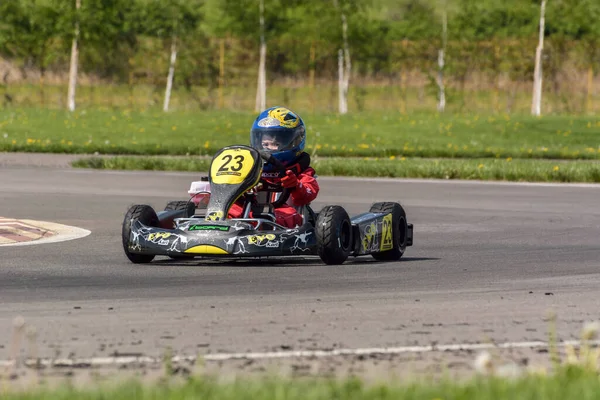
[280,170,299,190]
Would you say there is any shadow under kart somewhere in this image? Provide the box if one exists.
[122,145,413,265]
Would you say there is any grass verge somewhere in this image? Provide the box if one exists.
[72,156,600,183]
[3,366,600,400]
[2,108,600,159]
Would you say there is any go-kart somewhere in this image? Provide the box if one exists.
[122,145,413,265]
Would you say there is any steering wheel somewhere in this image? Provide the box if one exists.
[258,151,291,208]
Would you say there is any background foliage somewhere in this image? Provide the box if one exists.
[0,0,599,113]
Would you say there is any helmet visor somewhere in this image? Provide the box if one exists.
[251,129,300,154]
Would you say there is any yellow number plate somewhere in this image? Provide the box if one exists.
[210,149,254,185]
[380,214,394,251]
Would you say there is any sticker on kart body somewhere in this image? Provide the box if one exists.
[205,211,224,221]
[380,214,394,251]
[247,234,276,245]
[188,224,230,232]
[362,222,379,252]
[210,148,254,185]
[147,232,171,241]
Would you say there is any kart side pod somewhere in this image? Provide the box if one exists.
[350,203,413,258]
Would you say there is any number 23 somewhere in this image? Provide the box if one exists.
[218,154,244,172]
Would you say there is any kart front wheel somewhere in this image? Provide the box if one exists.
[122,204,159,264]
[369,202,408,261]
[164,200,197,260]
[316,205,352,265]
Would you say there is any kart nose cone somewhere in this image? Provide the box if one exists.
[184,245,229,255]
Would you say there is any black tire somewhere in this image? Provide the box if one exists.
[164,200,196,260]
[165,200,195,217]
[122,205,159,264]
[316,205,352,265]
[369,202,408,261]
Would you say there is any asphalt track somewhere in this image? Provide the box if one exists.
[1,165,600,375]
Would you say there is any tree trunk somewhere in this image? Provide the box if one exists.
[531,0,547,116]
[338,49,346,114]
[67,0,81,112]
[255,0,266,112]
[163,35,177,112]
[255,43,267,112]
[437,5,447,113]
[338,13,350,114]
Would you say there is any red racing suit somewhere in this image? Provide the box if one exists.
[228,166,319,228]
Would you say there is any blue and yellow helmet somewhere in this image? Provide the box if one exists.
[250,107,306,171]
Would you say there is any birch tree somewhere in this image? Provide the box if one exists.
[67,0,81,112]
[255,0,266,112]
[333,0,351,114]
[163,34,177,111]
[143,0,199,112]
[531,0,547,116]
[437,0,447,113]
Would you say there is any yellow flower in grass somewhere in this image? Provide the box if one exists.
[389,155,396,160]
[139,128,145,133]
[506,157,512,162]
[12,139,16,145]
[553,166,559,171]
[204,141,210,149]
[478,164,484,169]
[26,138,35,144]
[358,144,369,149]
[401,157,406,161]
[172,126,177,131]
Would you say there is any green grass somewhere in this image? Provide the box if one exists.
[72,156,600,183]
[2,108,600,160]
[3,366,600,400]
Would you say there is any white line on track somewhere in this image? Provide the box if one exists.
[1,340,598,368]
[0,219,91,247]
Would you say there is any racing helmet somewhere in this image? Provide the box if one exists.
[250,106,306,171]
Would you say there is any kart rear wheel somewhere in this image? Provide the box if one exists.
[369,202,408,261]
[122,204,159,264]
[165,200,195,217]
[316,205,352,265]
